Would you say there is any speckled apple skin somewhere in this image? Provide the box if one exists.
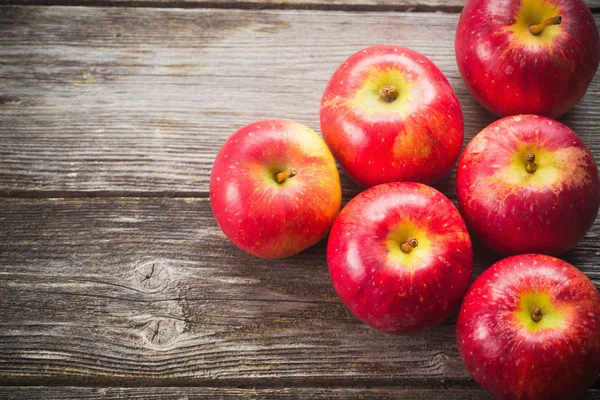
[457,254,600,400]
[210,120,341,259]
[457,115,600,256]
[327,182,473,334]
[456,0,600,118]
[320,45,464,187]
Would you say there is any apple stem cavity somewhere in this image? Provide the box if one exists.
[525,153,538,174]
[379,85,399,103]
[529,16,562,36]
[531,306,543,322]
[276,167,297,184]
[400,238,418,253]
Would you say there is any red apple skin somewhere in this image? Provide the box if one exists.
[456,0,600,118]
[210,120,342,259]
[327,182,473,334]
[457,254,600,400]
[457,115,600,256]
[320,45,464,187]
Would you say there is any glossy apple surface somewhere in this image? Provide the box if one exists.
[456,0,600,118]
[457,115,600,256]
[320,45,464,187]
[327,182,473,333]
[457,254,600,400]
[210,120,341,258]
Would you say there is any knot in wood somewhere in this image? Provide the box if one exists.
[134,260,170,293]
[142,318,185,348]
[431,353,450,372]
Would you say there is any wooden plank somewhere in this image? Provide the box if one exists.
[0,387,533,399]
[0,0,465,11]
[0,387,498,400]
[0,197,598,385]
[1,0,599,12]
[1,6,599,198]
[0,387,596,399]
[0,388,598,400]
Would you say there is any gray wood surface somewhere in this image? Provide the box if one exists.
[0,387,499,399]
[1,0,599,11]
[0,197,472,385]
[5,387,597,399]
[0,0,463,11]
[0,197,597,387]
[1,387,595,399]
[0,387,594,399]
[1,1,599,398]
[1,6,599,199]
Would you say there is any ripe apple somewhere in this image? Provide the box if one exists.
[457,114,600,256]
[210,120,342,258]
[327,182,473,333]
[457,254,600,400]
[320,45,464,187]
[456,0,600,118]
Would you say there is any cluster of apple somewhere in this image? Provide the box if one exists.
[210,0,600,398]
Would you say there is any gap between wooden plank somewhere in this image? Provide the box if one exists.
[0,1,599,15]
[0,1,467,12]
[0,367,596,390]
[0,377,481,389]
[0,380,596,390]
[0,387,595,400]
[0,189,210,198]
[0,386,499,400]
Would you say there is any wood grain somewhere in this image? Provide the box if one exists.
[0,0,464,11]
[1,0,599,11]
[0,387,497,400]
[1,2,599,395]
[1,6,599,198]
[3,387,595,400]
[0,197,598,386]
[0,387,595,400]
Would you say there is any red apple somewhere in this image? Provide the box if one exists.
[210,120,342,258]
[320,45,464,187]
[327,182,473,333]
[456,0,600,118]
[457,115,599,256]
[457,254,600,400]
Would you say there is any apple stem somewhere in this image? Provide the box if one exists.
[379,85,399,102]
[525,153,538,174]
[400,238,418,253]
[531,306,542,322]
[276,167,297,183]
[530,16,562,36]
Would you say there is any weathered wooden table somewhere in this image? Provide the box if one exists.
[0,0,599,398]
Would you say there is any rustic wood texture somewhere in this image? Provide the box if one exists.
[1,0,599,11]
[4,387,598,399]
[1,2,600,397]
[0,387,499,399]
[0,0,462,11]
[0,197,598,387]
[1,6,599,199]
